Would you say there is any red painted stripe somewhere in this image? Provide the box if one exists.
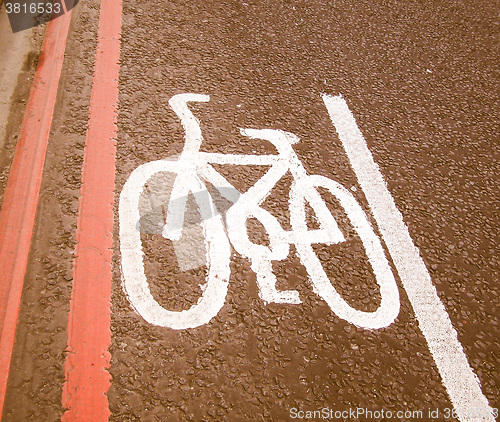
[61,0,122,419]
[0,11,73,416]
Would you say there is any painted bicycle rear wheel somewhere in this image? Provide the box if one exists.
[290,175,400,329]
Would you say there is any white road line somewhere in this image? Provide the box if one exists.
[322,94,495,421]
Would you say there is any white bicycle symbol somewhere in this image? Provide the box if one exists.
[119,93,400,330]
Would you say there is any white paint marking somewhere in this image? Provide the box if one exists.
[230,128,400,326]
[120,160,231,330]
[322,93,495,421]
[290,175,400,329]
[120,94,402,330]
[120,96,232,329]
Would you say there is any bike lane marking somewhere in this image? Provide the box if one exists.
[119,91,493,419]
[119,97,400,331]
[0,8,73,416]
[60,0,122,419]
[323,94,495,422]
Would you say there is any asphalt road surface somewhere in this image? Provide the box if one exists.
[0,0,498,421]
